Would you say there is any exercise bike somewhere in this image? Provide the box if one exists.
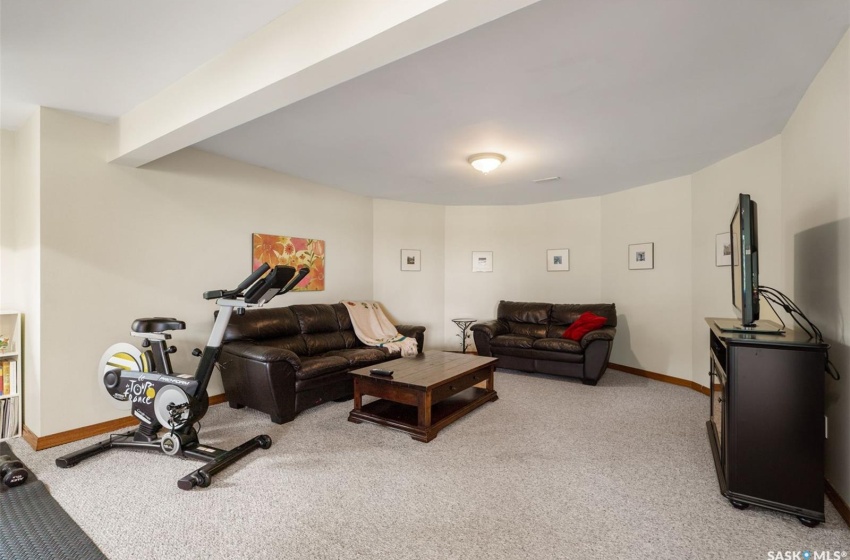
[56,263,309,490]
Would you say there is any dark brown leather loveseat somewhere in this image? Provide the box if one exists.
[471,301,616,386]
[217,303,425,423]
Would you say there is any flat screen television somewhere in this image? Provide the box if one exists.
[731,193,759,326]
[715,193,783,334]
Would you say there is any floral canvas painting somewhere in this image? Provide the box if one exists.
[252,233,325,291]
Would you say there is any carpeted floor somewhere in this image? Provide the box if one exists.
[7,369,850,559]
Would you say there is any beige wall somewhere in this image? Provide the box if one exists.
[444,198,603,351]
[372,199,446,350]
[600,176,693,379]
[690,137,783,384]
[781,31,850,509]
[1,114,43,435]
[32,108,374,435]
[374,197,604,352]
[0,129,18,308]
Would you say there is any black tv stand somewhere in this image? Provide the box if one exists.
[713,318,784,334]
[706,318,828,526]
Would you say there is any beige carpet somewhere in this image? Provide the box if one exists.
[8,369,850,559]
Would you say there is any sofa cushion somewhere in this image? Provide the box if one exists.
[340,330,358,348]
[533,338,583,354]
[263,335,308,356]
[497,301,552,325]
[222,307,301,342]
[331,303,353,331]
[507,322,548,338]
[490,334,535,349]
[291,304,342,334]
[304,332,349,356]
[296,355,350,380]
[550,303,617,328]
[562,312,608,341]
[326,347,394,367]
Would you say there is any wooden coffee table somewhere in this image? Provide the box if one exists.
[348,351,498,442]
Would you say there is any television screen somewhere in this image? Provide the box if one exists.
[731,206,740,310]
[716,194,782,334]
[730,193,759,326]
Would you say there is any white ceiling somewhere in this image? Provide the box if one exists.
[0,0,304,128]
[3,0,849,205]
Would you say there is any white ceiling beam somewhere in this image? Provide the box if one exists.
[110,0,542,167]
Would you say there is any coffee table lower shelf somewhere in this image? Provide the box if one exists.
[348,387,497,442]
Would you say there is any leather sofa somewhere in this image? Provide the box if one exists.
[218,303,425,423]
[471,301,616,385]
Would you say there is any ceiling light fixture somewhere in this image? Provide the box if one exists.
[468,153,505,174]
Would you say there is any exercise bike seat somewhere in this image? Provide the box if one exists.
[131,318,186,333]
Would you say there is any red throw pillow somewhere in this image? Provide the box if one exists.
[562,312,607,341]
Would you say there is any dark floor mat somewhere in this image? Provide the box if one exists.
[0,443,106,560]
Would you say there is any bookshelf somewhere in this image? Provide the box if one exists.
[0,311,22,441]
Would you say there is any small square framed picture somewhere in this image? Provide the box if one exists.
[547,249,570,271]
[628,242,654,270]
[472,251,493,272]
[715,232,732,267]
[401,249,421,271]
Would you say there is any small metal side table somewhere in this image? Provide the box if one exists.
[451,318,477,353]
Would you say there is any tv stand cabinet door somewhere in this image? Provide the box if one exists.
[728,345,825,515]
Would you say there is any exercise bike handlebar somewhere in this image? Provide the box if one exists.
[203,263,270,300]
[236,263,271,292]
[279,266,310,296]
[202,263,309,302]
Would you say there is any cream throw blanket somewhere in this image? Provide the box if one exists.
[342,301,418,357]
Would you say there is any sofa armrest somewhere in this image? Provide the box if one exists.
[582,328,616,385]
[580,326,616,350]
[471,320,508,357]
[395,324,426,354]
[220,341,302,371]
[217,341,303,423]
[470,320,508,339]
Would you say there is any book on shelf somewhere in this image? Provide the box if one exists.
[0,360,16,396]
[9,361,16,394]
[3,398,17,438]
[0,398,16,438]
[2,360,8,395]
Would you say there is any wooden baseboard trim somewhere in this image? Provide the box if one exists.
[23,393,227,451]
[21,425,39,450]
[826,479,850,528]
[29,416,140,451]
[608,362,710,396]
